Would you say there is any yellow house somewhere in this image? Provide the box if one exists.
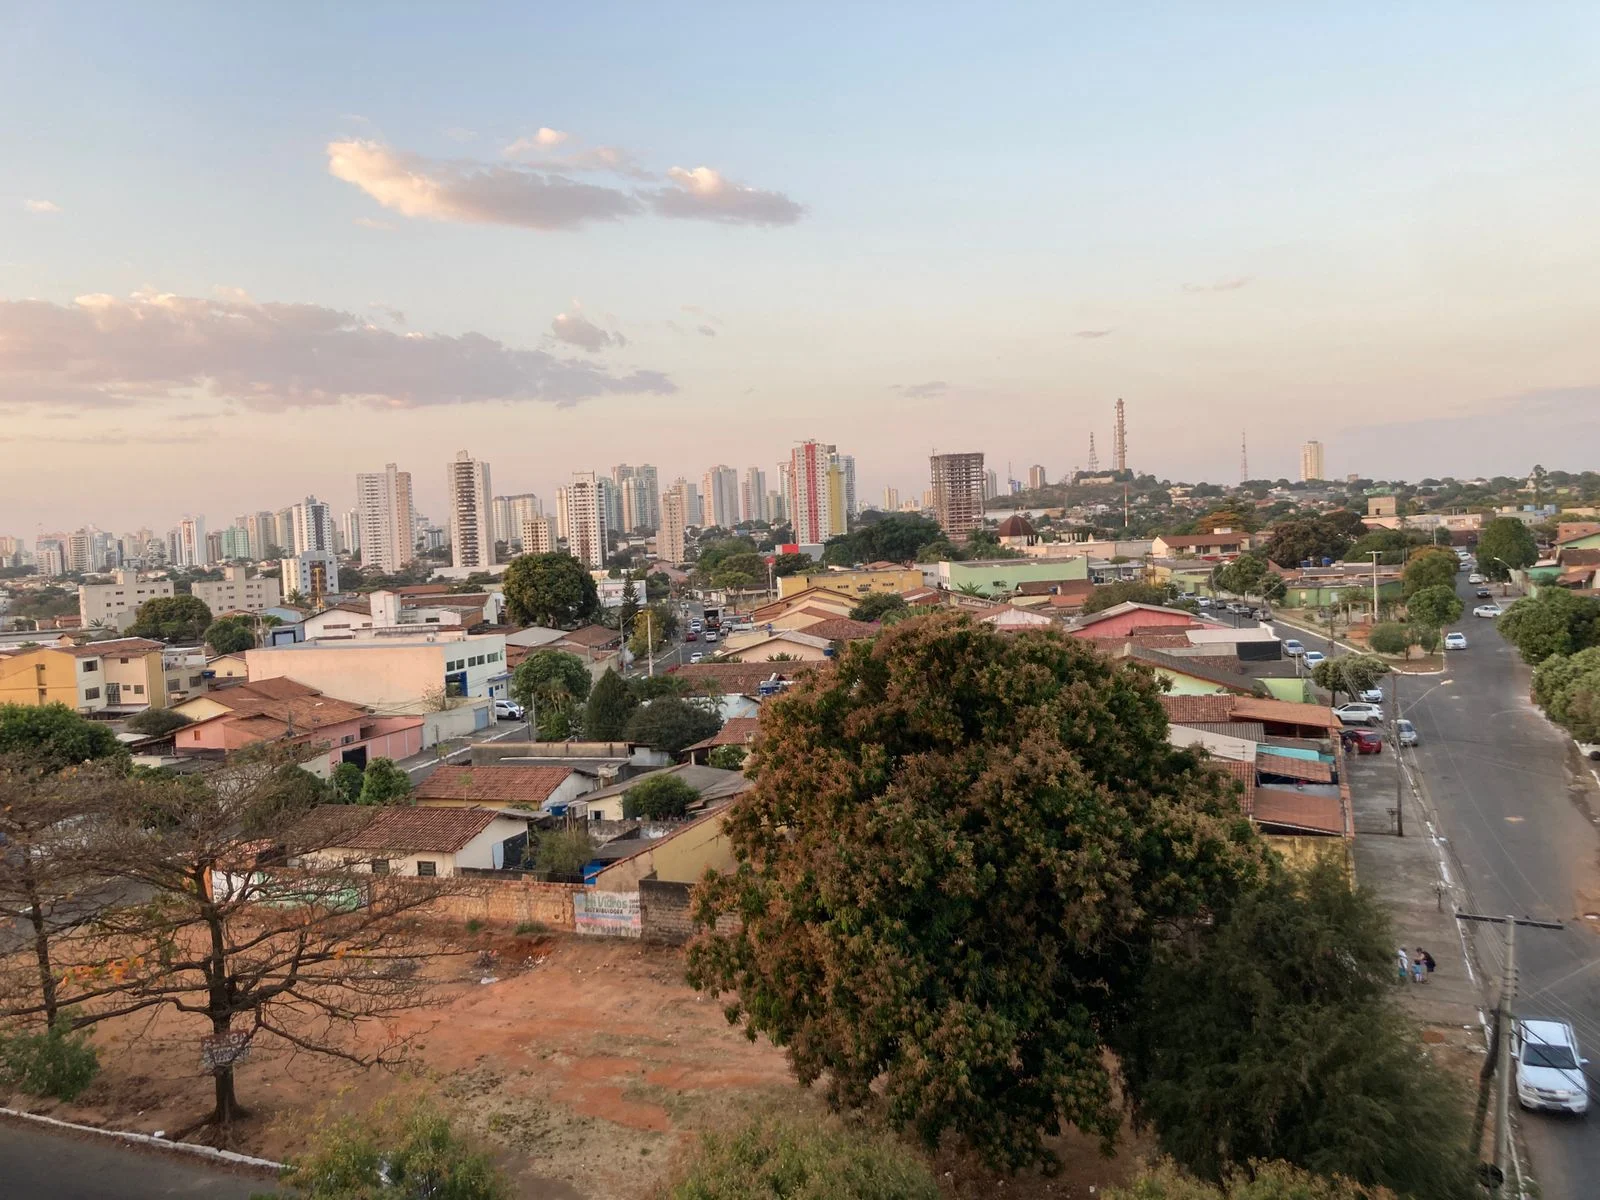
[592,808,736,890]
[207,653,250,681]
[0,638,168,714]
[777,569,923,599]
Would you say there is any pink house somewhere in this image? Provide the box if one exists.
[1067,601,1201,640]
[176,690,423,770]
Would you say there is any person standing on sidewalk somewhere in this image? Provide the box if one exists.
[1397,946,1410,983]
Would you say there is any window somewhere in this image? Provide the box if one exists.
[119,657,130,664]
[82,660,98,672]
[370,859,390,875]
[189,675,203,686]
[83,687,100,700]
[416,861,438,877]
[132,684,144,694]
[193,731,202,741]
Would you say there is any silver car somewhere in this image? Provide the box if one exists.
[1515,1019,1588,1115]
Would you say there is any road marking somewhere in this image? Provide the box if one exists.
[1504,815,1524,823]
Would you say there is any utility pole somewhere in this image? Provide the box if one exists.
[1455,911,1564,1190]
[646,608,654,677]
[1369,550,1382,624]
[1391,674,1404,837]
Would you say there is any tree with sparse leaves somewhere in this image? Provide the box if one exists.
[688,612,1268,1173]
[1309,654,1389,705]
[1115,861,1477,1199]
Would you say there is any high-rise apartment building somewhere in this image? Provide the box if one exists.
[1027,465,1047,490]
[491,496,514,547]
[612,463,658,530]
[519,515,555,554]
[291,497,335,557]
[446,450,493,569]
[767,490,786,523]
[659,481,692,565]
[1300,440,1325,482]
[741,467,768,523]
[558,472,609,568]
[176,515,207,567]
[930,452,986,538]
[788,440,844,546]
[500,494,542,549]
[65,528,95,575]
[274,507,297,557]
[832,453,857,518]
[356,463,415,574]
[219,525,253,560]
[883,486,899,512]
[205,530,224,565]
[340,508,360,556]
[777,463,793,527]
[241,511,274,558]
[701,465,740,529]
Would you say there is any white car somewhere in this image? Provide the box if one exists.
[493,699,525,721]
[703,630,719,643]
[1397,719,1419,747]
[1468,572,1485,584]
[1283,639,1306,657]
[1360,687,1384,704]
[1303,650,1326,667]
[689,652,703,664]
[1515,1018,1589,1115]
[1334,703,1384,726]
[1444,632,1467,650]
[1579,741,1600,761]
[1474,603,1503,618]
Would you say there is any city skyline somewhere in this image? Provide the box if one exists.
[4,8,1598,531]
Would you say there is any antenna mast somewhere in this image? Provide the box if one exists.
[1240,431,1249,482]
[1087,433,1100,474]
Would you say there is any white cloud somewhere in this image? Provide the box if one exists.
[329,140,640,231]
[1182,276,1252,294]
[24,199,61,214]
[1074,329,1113,338]
[651,166,805,226]
[504,127,569,156]
[895,380,948,399]
[550,311,625,352]
[0,290,675,411]
[328,140,802,231]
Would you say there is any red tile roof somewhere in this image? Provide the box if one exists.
[1160,694,1239,725]
[1229,696,1340,732]
[298,805,511,853]
[796,618,880,642]
[669,661,818,695]
[206,677,323,708]
[683,717,760,753]
[414,765,574,806]
[1251,788,1346,836]
[1256,751,1336,783]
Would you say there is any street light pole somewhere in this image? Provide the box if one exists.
[1391,674,1404,837]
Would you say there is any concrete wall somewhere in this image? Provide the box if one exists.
[574,890,642,937]
[374,875,583,929]
[421,700,492,747]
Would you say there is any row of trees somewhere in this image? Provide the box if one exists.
[1532,647,1600,744]
[685,614,1477,1195]
[507,652,723,753]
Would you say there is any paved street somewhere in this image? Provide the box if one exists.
[0,1118,275,1198]
[1279,577,1600,1199]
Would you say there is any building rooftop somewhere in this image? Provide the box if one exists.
[415,764,575,807]
[295,805,514,854]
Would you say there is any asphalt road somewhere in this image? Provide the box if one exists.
[0,1119,275,1198]
[1278,575,1600,1198]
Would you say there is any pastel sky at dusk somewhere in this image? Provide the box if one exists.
[3,4,1599,533]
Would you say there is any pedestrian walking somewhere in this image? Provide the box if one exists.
[1397,946,1410,983]
[1417,948,1436,975]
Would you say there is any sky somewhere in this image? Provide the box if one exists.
[4,4,1600,534]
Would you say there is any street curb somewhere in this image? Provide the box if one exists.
[0,1106,285,1173]
[1270,613,1364,654]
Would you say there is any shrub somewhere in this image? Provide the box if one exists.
[513,921,546,936]
[1366,622,1411,656]
[0,1023,99,1101]
[124,707,194,737]
[1106,1158,1399,1200]
[465,919,483,934]
[623,773,700,819]
[535,827,595,877]
[707,744,748,771]
[666,1114,938,1200]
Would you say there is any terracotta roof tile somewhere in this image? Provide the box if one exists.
[1160,694,1239,724]
[1229,696,1341,731]
[1256,751,1336,783]
[797,618,880,642]
[1251,788,1346,836]
[683,717,760,753]
[414,765,574,806]
[300,805,510,854]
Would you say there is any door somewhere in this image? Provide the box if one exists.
[341,746,368,769]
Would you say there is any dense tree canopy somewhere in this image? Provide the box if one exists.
[1532,646,1600,742]
[1260,515,1361,569]
[128,594,213,643]
[1405,584,1463,630]
[822,514,946,566]
[582,668,637,740]
[770,552,813,578]
[1115,861,1476,1199]
[203,616,257,655]
[624,697,721,754]
[0,704,126,772]
[509,650,592,710]
[124,707,193,737]
[1347,528,1420,566]
[357,758,412,806]
[1081,580,1181,614]
[1475,517,1539,579]
[1497,589,1600,665]
[1401,548,1459,597]
[1211,553,1284,602]
[1366,622,1412,656]
[688,613,1267,1172]
[502,552,600,628]
[696,537,759,572]
[848,593,907,622]
[623,773,700,819]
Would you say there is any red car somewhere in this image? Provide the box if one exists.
[1342,728,1383,755]
[685,630,698,642]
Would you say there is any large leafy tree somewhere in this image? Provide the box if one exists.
[583,668,637,740]
[1405,584,1463,630]
[204,616,256,655]
[502,552,600,628]
[1401,548,1458,597]
[687,612,1267,1172]
[128,594,213,642]
[1212,553,1284,603]
[509,650,592,712]
[709,552,768,590]
[849,593,906,623]
[357,757,412,806]
[1532,647,1600,741]
[628,602,678,658]
[1497,590,1600,665]
[623,773,700,818]
[1082,580,1179,613]
[1115,861,1477,1200]
[1260,516,1359,569]
[0,703,126,773]
[697,537,759,572]
[625,696,721,754]
[1348,529,1418,565]
[1475,517,1538,580]
[770,552,813,578]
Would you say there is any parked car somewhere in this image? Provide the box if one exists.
[1196,597,1212,608]
[1334,702,1385,726]
[1474,603,1503,618]
[684,630,698,642]
[1475,588,1494,599]
[1303,650,1326,666]
[493,699,525,721]
[1579,741,1600,761]
[1341,727,1384,754]
[703,630,719,642]
[1445,632,1468,650]
[1251,607,1271,620]
[1360,687,1384,704]
[1397,719,1419,747]
[689,652,703,664]
[1514,1018,1589,1115]
[1469,572,1485,584]
[1283,639,1306,657]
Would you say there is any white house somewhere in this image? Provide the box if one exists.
[293,806,531,877]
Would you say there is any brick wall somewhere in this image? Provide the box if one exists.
[640,878,742,944]
[376,876,583,931]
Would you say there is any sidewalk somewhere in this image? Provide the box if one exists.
[1347,750,1484,1031]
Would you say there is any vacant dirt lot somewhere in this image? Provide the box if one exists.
[4,932,1150,1199]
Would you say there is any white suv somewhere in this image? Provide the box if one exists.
[1515,1018,1588,1114]
[1333,703,1384,726]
